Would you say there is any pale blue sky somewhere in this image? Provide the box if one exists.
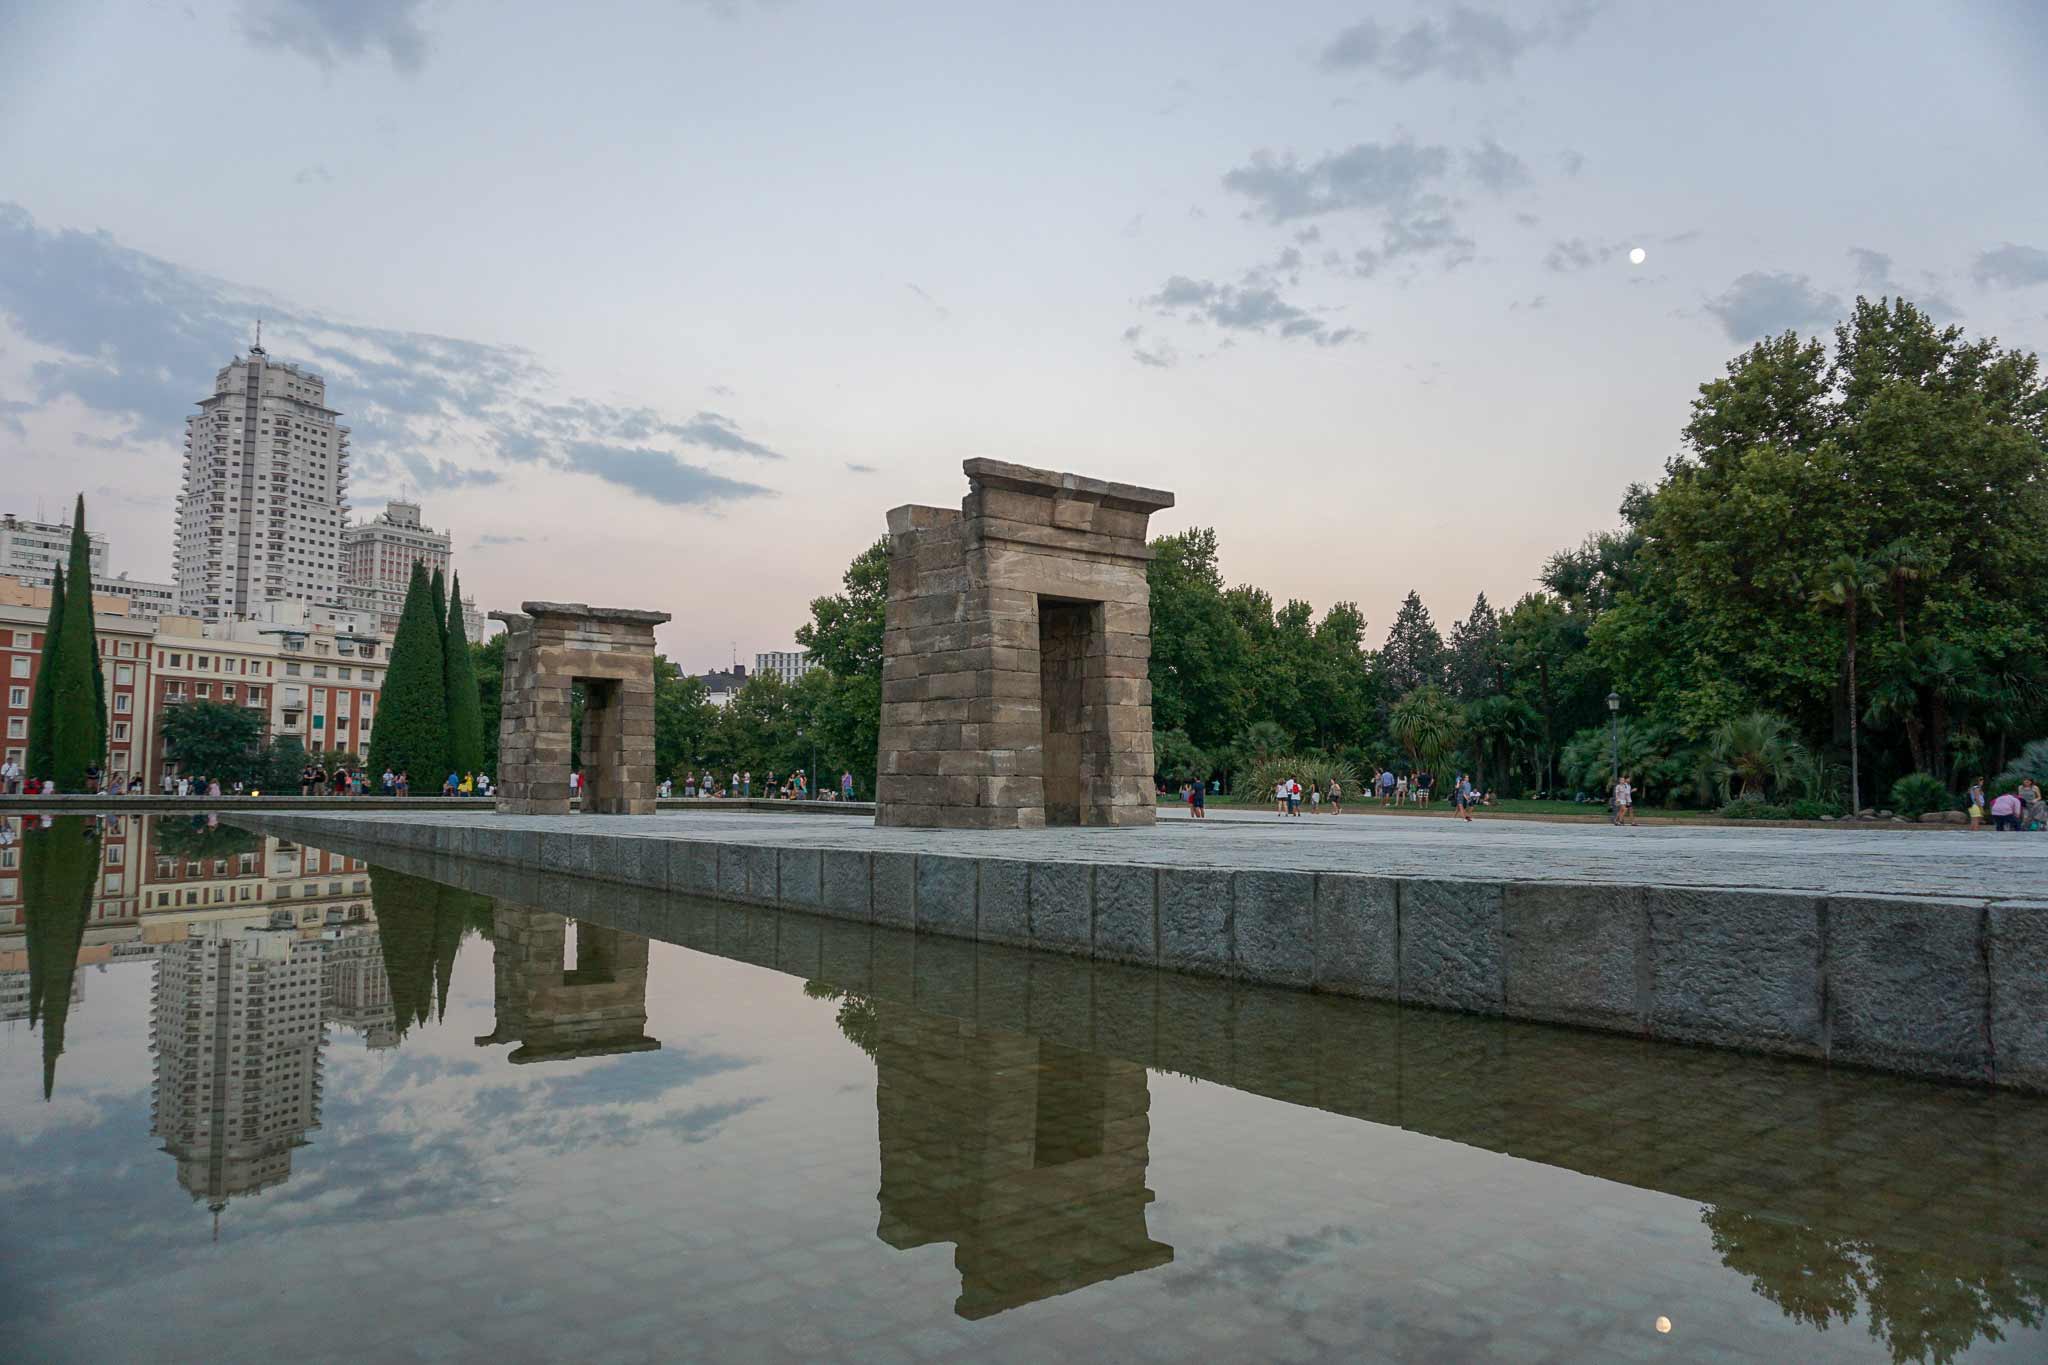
[3,1,2045,668]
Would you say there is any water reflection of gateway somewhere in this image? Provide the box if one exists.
[151,924,326,1219]
[872,1003,1173,1319]
[475,906,658,1063]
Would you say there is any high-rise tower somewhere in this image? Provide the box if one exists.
[175,335,351,622]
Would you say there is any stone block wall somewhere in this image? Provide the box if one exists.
[493,602,671,816]
[877,460,1174,829]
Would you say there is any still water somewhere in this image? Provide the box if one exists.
[4,813,2045,1363]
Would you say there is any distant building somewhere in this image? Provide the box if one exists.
[700,663,748,707]
[0,512,108,580]
[340,499,483,637]
[755,650,814,685]
[176,342,351,623]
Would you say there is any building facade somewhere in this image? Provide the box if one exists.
[1,585,158,788]
[341,500,447,633]
[755,650,814,685]
[176,344,351,624]
[0,513,108,581]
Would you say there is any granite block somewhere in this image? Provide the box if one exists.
[821,850,873,921]
[1029,862,1094,956]
[777,847,822,909]
[1399,878,1504,1012]
[1159,868,1232,976]
[1313,874,1398,998]
[540,831,592,876]
[744,845,779,903]
[1503,882,1645,1030]
[915,855,979,939]
[1647,887,1823,1054]
[1092,865,1158,965]
[1232,870,1314,987]
[976,859,1031,945]
[872,851,916,928]
[1827,896,1990,1082]
[1989,902,2048,1091]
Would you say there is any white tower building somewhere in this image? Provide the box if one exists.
[175,336,351,623]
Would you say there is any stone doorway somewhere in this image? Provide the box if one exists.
[492,602,670,816]
[1037,598,1100,826]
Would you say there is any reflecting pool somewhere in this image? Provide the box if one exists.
[4,813,2046,1362]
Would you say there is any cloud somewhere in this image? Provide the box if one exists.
[1971,243,2048,290]
[473,534,529,548]
[905,282,950,319]
[1222,139,1451,223]
[1544,237,1617,272]
[1704,272,1844,342]
[0,202,782,512]
[294,164,333,186]
[1122,324,1180,369]
[1139,277,1358,348]
[1464,138,1530,194]
[1559,148,1586,176]
[1315,2,1598,82]
[1355,211,1475,277]
[561,442,772,507]
[1848,247,1894,291]
[844,462,877,474]
[240,0,432,73]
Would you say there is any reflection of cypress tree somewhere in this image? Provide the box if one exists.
[1702,1205,2048,1363]
[370,867,478,1036]
[23,817,101,1099]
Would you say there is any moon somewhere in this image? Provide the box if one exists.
[1629,247,1647,265]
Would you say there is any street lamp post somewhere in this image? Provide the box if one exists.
[1607,692,1622,794]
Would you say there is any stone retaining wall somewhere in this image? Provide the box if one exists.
[233,813,2048,1092]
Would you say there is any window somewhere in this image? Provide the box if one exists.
[285,662,301,676]
[196,684,210,698]
[116,664,133,685]
[113,723,128,741]
[10,631,27,648]
[5,718,22,739]
[312,714,324,730]
[222,684,236,700]
[7,687,23,707]
[106,845,123,866]
[114,694,131,713]
[9,659,25,679]
[312,665,327,679]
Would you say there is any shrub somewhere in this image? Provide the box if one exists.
[1788,798,1840,820]
[1719,802,1792,820]
[1888,772,1950,820]
[1997,739,2048,789]
[1234,755,1361,804]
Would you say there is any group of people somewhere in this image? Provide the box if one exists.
[1260,770,1489,821]
[440,772,492,797]
[1968,776,2045,832]
[659,770,860,801]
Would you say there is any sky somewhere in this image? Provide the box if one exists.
[3,0,2046,671]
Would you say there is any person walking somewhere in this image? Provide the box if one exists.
[1309,783,1321,815]
[1328,778,1342,815]
[1969,777,1988,831]
[841,769,855,801]
[1395,773,1409,806]
[1287,776,1302,818]
[1379,767,1395,806]
[1274,776,1289,817]
[1613,773,1636,827]
[1190,778,1206,819]
[1454,772,1474,822]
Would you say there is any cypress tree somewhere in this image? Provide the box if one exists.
[367,561,449,785]
[24,564,63,780]
[48,497,104,791]
[443,571,485,774]
[430,566,448,645]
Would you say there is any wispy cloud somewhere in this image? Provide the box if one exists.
[240,0,432,74]
[1971,242,2048,290]
[1464,138,1530,194]
[1222,139,1451,224]
[1704,271,1843,342]
[1315,3,1599,83]
[0,202,782,512]
[844,462,877,474]
[1139,277,1358,349]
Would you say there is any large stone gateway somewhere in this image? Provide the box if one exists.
[877,459,1174,829]
[492,602,671,816]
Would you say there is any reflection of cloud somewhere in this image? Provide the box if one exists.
[0,203,783,511]
[1162,1224,1363,1297]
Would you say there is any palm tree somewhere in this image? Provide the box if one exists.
[1389,685,1465,777]
[1464,694,1539,794]
[1809,555,1882,811]
[1702,711,1805,804]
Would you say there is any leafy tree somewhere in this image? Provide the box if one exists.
[472,633,506,774]
[1702,712,1806,804]
[654,655,716,779]
[24,562,62,780]
[1147,528,1249,748]
[160,700,266,785]
[1153,728,1209,784]
[788,665,879,796]
[41,497,105,790]
[790,537,891,790]
[1808,554,1882,811]
[1447,593,1503,701]
[22,816,99,1098]
[367,561,449,784]
[442,572,485,773]
[1501,592,1574,791]
[262,735,311,792]
[1559,718,1675,801]
[796,537,888,679]
[1464,693,1539,794]
[1379,591,1446,698]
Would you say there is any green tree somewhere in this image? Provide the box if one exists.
[262,735,311,791]
[1153,728,1210,784]
[1388,684,1464,775]
[654,655,716,779]
[1702,711,1806,804]
[24,563,63,780]
[472,632,506,774]
[1464,693,1539,794]
[1808,554,1883,811]
[442,572,485,774]
[368,561,450,784]
[41,497,105,790]
[160,700,266,785]
[1447,593,1503,701]
[791,537,891,790]
[1379,591,1447,699]
[1147,528,1249,748]
[796,537,888,678]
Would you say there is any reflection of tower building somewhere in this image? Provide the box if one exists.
[324,928,397,1049]
[474,908,658,1062]
[872,1006,1173,1318]
[150,925,326,1218]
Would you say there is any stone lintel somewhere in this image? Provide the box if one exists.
[519,600,674,627]
[962,457,1175,514]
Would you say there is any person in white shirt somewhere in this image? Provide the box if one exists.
[1612,774,1636,826]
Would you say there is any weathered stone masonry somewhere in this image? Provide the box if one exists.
[877,459,1175,829]
[493,602,671,816]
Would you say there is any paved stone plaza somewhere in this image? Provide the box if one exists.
[249,804,2043,900]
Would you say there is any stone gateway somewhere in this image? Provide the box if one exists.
[492,602,671,816]
[877,460,1175,829]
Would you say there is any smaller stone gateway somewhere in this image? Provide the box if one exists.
[877,459,1175,829]
[492,601,670,816]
